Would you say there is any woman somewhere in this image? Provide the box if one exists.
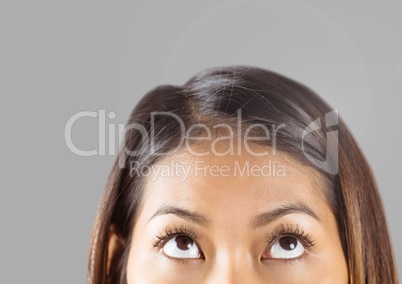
[88,66,397,283]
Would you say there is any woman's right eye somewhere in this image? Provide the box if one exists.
[162,235,203,259]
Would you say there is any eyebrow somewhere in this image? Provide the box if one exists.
[148,202,319,228]
[251,202,319,228]
[148,204,210,226]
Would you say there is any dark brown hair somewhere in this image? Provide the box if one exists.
[87,66,398,283]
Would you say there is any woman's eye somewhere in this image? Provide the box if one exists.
[162,235,202,259]
[264,236,305,259]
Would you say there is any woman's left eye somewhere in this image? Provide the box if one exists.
[162,235,202,259]
[262,236,305,260]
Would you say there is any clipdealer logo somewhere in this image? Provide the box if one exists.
[64,109,338,175]
[302,109,338,174]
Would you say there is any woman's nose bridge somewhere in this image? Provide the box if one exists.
[207,246,262,283]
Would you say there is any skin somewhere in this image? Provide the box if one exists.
[110,142,348,283]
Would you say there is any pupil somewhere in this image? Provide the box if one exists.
[175,235,193,250]
[279,237,297,250]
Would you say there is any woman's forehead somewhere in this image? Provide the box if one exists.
[139,143,329,223]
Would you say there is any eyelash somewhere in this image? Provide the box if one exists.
[151,223,316,263]
[264,223,316,262]
[151,224,202,263]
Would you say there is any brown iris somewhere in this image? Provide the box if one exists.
[175,235,194,250]
[279,236,297,250]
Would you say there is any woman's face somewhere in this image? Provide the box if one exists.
[123,143,348,283]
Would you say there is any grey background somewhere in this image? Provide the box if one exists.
[1,0,400,283]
